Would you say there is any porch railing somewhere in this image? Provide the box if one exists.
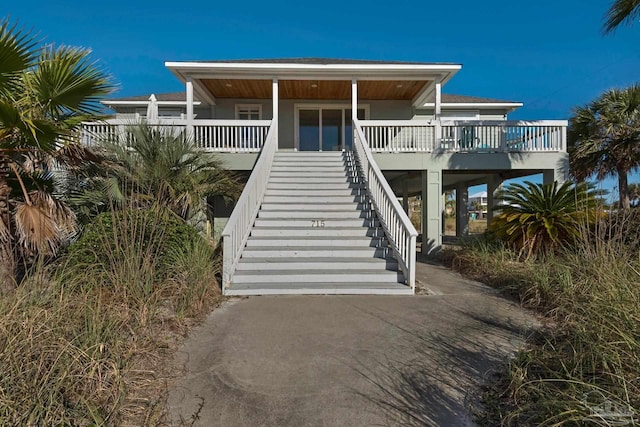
[193,120,271,152]
[360,120,567,153]
[80,119,271,152]
[221,120,278,291]
[353,119,418,291]
[361,120,437,152]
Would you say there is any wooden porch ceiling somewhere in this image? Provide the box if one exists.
[200,79,430,100]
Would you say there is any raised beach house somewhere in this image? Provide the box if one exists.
[87,58,568,296]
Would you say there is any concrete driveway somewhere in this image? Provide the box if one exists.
[167,259,536,426]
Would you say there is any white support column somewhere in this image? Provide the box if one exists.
[487,175,503,225]
[434,79,442,120]
[272,78,279,149]
[543,169,555,186]
[456,183,469,237]
[272,78,279,121]
[421,169,442,254]
[186,77,194,136]
[351,79,358,121]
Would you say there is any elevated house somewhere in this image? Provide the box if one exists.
[87,58,568,296]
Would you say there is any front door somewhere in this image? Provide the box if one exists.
[297,107,366,151]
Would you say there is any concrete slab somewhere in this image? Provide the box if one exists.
[167,259,537,426]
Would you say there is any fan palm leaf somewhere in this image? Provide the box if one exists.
[0,19,37,91]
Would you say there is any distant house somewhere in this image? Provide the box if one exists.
[86,58,568,296]
[469,191,488,218]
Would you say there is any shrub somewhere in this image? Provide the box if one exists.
[489,181,598,258]
[66,207,201,285]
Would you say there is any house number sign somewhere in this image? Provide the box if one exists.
[311,220,325,227]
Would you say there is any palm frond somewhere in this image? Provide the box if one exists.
[603,0,640,33]
[0,19,38,90]
[14,203,58,254]
[568,84,640,207]
[26,45,115,119]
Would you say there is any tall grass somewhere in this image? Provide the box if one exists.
[444,215,640,426]
[0,206,221,426]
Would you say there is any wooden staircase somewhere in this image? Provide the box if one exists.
[225,152,412,295]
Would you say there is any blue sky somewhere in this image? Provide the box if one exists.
[3,1,639,195]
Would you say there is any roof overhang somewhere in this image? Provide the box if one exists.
[165,61,462,107]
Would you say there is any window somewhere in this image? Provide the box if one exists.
[236,104,262,120]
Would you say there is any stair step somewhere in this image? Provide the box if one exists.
[241,246,390,258]
[262,195,366,204]
[268,177,358,184]
[264,189,364,196]
[253,218,381,227]
[224,282,413,296]
[267,183,364,190]
[232,270,404,284]
[245,236,386,247]
[271,166,347,171]
[257,210,373,219]
[236,257,398,271]
[260,203,367,211]
[272,161,347,167]
[250,226,385,237]
[270,168,350,178]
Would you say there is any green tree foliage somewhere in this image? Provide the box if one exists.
[568,84,640,209]
[489,181,597,257]
[71,123,240,227]
[0,20,113,288]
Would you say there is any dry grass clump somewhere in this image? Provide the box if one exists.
[443,217,640,426]
[0,207,223,426]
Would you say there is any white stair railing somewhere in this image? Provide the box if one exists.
[352,119,418,291]
[221,120,278,290]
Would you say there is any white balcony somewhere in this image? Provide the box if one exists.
[360,120,567,153]
[80,119,272,152]
[79,118,567,154]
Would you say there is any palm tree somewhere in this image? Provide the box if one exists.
[0,20,113,289]
[568,84,640,209]
[86,123,240,226]
[489,181,597,258]
[603,0,640,33]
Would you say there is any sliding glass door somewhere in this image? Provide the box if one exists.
[297,107,366,151]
